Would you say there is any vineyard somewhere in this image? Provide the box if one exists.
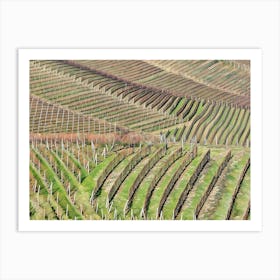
[29,59,250,220]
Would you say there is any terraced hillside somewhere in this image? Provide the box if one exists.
[30,142,250,220]
[29,59,250,220]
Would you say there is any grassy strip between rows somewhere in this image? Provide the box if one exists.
[50,150,100,219]
[180,149,227,220]
[95,154,135,219]
[163,148,208,219]
[32,148,83,219]
[147,155,187,219]
[209,152,250,219]
[230,168,251,220]
[126,147,166,213]
[30,163,71,220]
[30,165,60,220]
[82,153,118,195]
[131,145,179,218]
[64,150,88,181]
[111,148,158,219]
[174,149,211,219]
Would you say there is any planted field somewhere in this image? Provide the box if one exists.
[29,59,250,220]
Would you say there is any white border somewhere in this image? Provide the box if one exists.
[18,49,262,231]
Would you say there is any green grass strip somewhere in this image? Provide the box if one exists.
[230,168,251,219]
[50,150,100,219]
[82,153,117,194]
[95,154,135,218]
[147,156,186,219]
[112,148,158,219]
[210,152,249,219]
[131,145,179,218]
[64,150,88,181]
[32,148,83,220]
[162,149,207,219]
[171,98,184,115]
[180,149,226,220]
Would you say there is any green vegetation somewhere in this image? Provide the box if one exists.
[29,59,250,220]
